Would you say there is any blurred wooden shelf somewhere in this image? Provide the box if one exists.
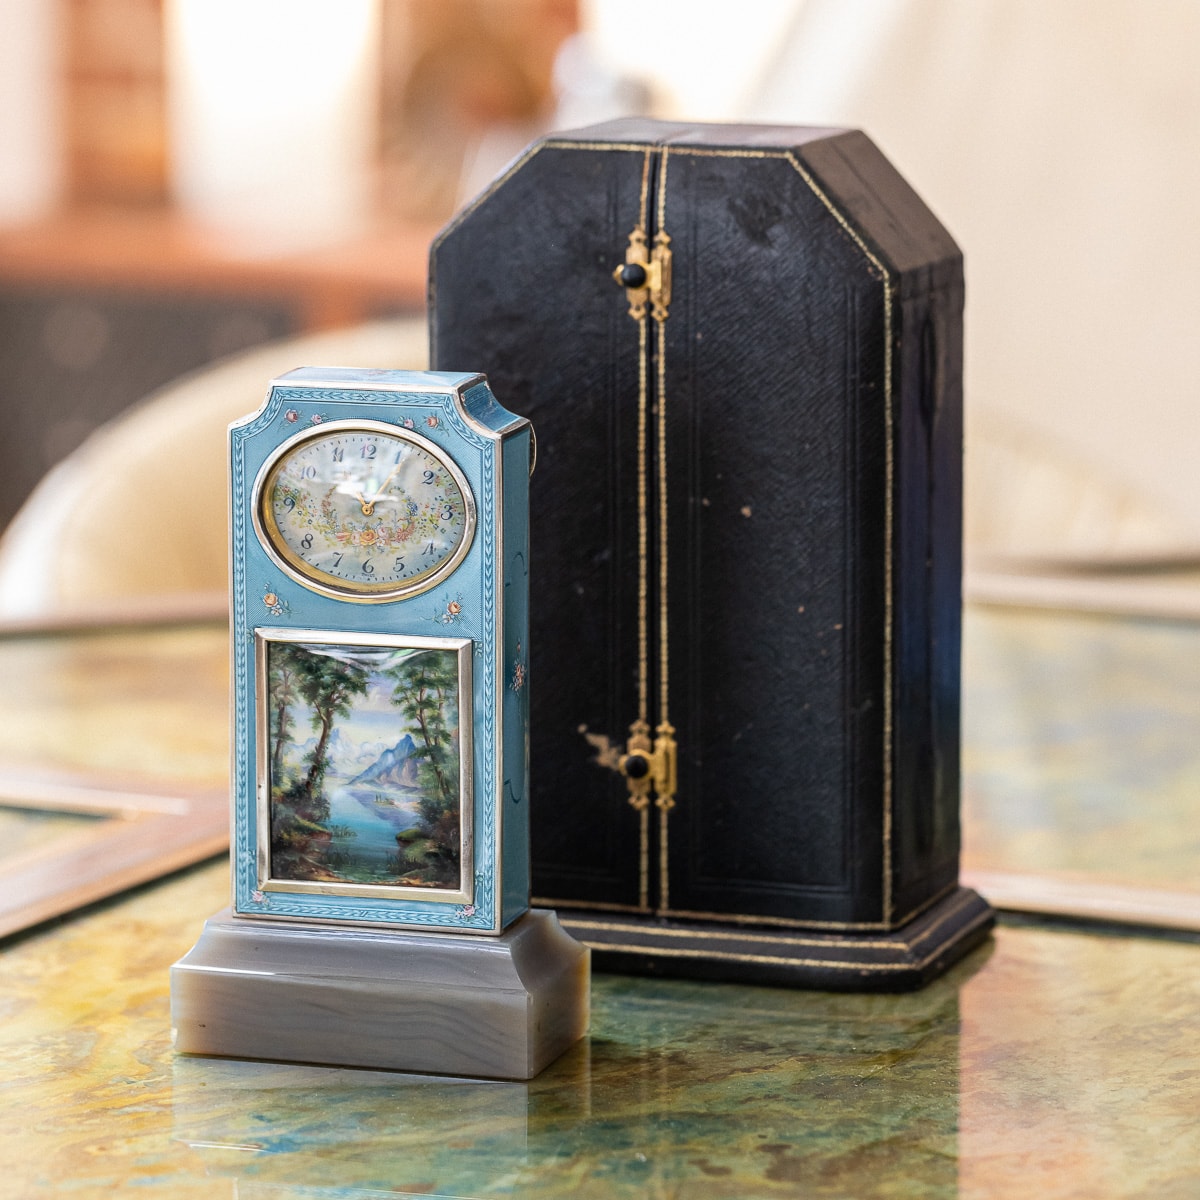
[0,206,438,329]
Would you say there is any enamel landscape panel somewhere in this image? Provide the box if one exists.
[255,629,473,906]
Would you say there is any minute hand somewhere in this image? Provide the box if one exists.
[361,463,405,513]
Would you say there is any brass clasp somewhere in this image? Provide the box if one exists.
[618,719,677,811]
[613,228,672,322]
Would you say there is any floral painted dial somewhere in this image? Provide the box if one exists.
[253,419,475,601]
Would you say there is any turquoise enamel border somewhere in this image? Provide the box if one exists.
[228,370,528,934]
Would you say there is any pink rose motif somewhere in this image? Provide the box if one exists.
[285,409,299,423]
[425,415,439,429]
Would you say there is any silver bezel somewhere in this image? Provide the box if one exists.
[254,627,475,907]
[251,418,477,604]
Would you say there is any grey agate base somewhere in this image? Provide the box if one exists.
[170,908,590,1080]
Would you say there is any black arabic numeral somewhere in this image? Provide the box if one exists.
[361,558,375,575]
[361,443,377,460]
[300,533,313,550]
[421,470,435,485]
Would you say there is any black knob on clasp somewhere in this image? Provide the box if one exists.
[617,263,648,289]
[624,752,651,780]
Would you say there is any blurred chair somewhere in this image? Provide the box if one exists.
[965,406,1197,570]
[0,318,428,619]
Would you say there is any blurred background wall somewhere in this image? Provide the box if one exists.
[0,0,577,534]
[0,0,1197,572]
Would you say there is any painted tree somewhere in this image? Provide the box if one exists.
[386,649,460,884]
[268,643,368,883]
[293,647,370,817]
[267,642,305,781]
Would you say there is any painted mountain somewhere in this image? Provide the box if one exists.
[350,734,421,791]
[295,726,360,769]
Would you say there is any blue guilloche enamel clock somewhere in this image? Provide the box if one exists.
[228,368,532,935]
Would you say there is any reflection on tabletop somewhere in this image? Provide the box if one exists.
[4,859,1200,1198]
[3,598,1200,932]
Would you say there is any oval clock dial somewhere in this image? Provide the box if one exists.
[253,420,476,601]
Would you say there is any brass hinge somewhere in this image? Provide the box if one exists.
[613,228,672,322]
[618,718,677,811]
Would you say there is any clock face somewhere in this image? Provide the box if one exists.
[253,419,476,600]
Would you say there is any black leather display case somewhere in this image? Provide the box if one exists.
[430,118,993,989]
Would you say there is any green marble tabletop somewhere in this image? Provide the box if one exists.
[2,860,1200,1198]
[2,606,1200,1196]
[963,604,1200,886]
[960,604,1200,927]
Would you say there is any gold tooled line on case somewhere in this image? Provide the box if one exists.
[575,926,983,974]
[580,940,917,971]
[566,918,902,951]
[634,146,653,912]
[633,141,896,926]
[646,142,898,926]
[637,806,650,911]
[635,313,650,728]
[576,886,978,945]
[654,147,674,913]
[546,139,665,153]
[659,881,958,934]
[781,149,895,924]
[660,147,787,160]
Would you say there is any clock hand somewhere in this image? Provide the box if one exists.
[354,467,400,516]
[367,462,405,508]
